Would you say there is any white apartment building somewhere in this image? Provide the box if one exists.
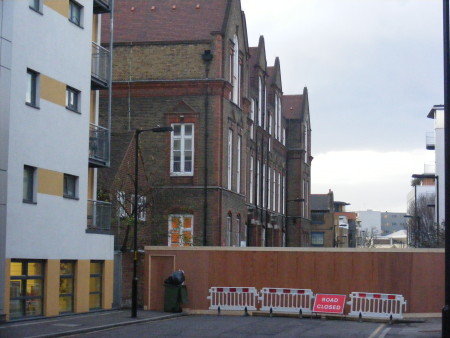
[0,0,113,321]
[426,104,445,226]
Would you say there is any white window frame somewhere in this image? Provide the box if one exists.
[232,35,240,106]
[262,163,266,208]
[256,160,260,206]
[249,156,254,204]
[268,168,271,210]
[258,77,263,127]
[227,129,233,190]
[237,135,241,194]
[170,123,194,176]
[272,169,276,212]
[277,172,281,213]
[250,99,255,140]
[168,214,194,247]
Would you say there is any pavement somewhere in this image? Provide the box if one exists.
[0,309,186,337]
[0,310,442,337]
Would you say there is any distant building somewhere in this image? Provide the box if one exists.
[357,210,382,233]
[380,212,407,236]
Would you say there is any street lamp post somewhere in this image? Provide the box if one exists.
[443,0,450,334]
[131,126,173,318]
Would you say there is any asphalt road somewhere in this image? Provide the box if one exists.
[72,315,440,338]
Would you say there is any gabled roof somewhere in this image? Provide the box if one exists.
[282,95,303,119]
[310,194,332,211]
[268,57,282,91]
[102,0,230,43]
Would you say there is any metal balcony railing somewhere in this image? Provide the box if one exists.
[87,200,112,231]
[426,132,435,150]
[93,0,111,13]
[89,123,109,167]
[91,42,110,89]
[424,162,436,174]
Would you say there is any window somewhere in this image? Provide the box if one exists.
[272,169,276,212]
[116,191,127,218]
[311,212,325,224]
[29,0,42,12]
[137,195,146,222]
[26,69,39,107]
[171,124,194,176]
[69,0,83,27]
[249,156,254,204]
[63,174,78,199]
[258,78,263,126]
[250,99,255,140]
[23,165,36,203]
[89,261,102,310]
[226,213,232,246]
[168,215,193,247]
[262,163,266,208]
[231,35,240,105]
[59,261,75,313]
[237,135,241,194]
[227,129,233,190]
[311,232,325,247]
[268,168,271,210]
[256,160,260,206]
[234,216,241,247]
[9,260,44,319]
[66,86,80,112]
[277,172,281,212]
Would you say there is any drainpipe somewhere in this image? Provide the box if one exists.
[202,50,213,246]
[107,0,114,167]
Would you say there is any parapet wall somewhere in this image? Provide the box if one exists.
[143,247,444,314]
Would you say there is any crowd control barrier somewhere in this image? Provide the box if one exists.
[207,287,259,313]
[259,288,315,315]
[347,292,407,320]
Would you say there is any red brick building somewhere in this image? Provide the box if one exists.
[100,0,312,248]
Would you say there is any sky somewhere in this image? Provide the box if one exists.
[241,0,442,212]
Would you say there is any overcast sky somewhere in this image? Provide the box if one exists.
[241,0,442,212]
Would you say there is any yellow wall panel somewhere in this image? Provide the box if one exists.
[92,15,99,42]
[88,169,94,200]
[102,260,114,309]
[44,260,60,317]
[75,260,90,313]
[4,259,10,321]
[38,169,63,197]
[44,0,69,18]
[40,74,66,108]
[90,91,96,123]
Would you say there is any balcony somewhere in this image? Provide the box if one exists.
[89,123,109,167]
[87,200,112,232]
[426,132,435,150]
[91,42,110,90]
[93,0,111,13]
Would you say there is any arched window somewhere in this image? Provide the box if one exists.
[232,34,240,105]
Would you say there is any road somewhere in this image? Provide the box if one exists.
[73,315,440,338]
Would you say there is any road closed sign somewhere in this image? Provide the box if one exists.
[313,294,346,314]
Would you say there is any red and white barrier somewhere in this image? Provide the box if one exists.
[347,292,407,320]
[259,288,315,315]
[207,287,258,311]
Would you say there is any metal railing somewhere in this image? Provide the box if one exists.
[93,0,111,13]
[426,132,435,150]
[89,123,109,166]
[87,200,112,231]
[91,42,110,88]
